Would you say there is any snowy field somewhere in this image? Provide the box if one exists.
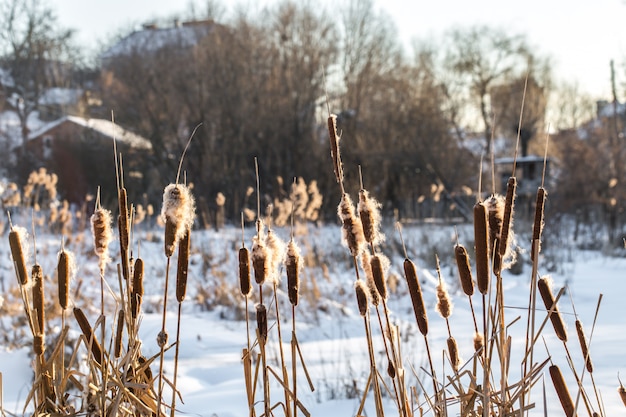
[0,220,625,416]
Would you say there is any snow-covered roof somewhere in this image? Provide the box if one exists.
[101,21,214,60]
[28,115,152,150]
[38,88,84,106]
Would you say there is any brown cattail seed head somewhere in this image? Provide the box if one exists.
[360,251,380,307]
[33,334,45,356]
[32,264,45,335]
[327,114,343,184]
[256,304,268,344]
[531,187,547,262]
[161,183,196,257]
[9,226,29,286]
[252,226,270,285]
[435,276,453,319]
[455,244,474,296]
[91,206,113,271]
[73,307,103,365]
[176,228,191,303]
[57,249,74,310]
[338,193,366,257]
[473,332,484,353]
[115,309,124,358]
[358,189,383,246]
[499,177,516,258]
[447,336,460,372]
[549,365,575,417]
[371,254,389,301]
[619,383,626,406]
[157,331,168,348]
[118,187,130,251]
[239,247,251,297]
[387,362,396,379]
[538,276,567,342]
[354,280,369,317]
[403,258,428,336]
[473,202,490,294]
[131,258,144,319]
[575,320,593,373]
[486,194,504,273]
[286,240,302,306]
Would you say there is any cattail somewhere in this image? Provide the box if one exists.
[337,193,366,257]
[473,332,484,353]
[266,229,285,285]
[618,381,626,406]
[91,205,113,271]
[549,364,575,417]
[538,276,567,342]
[358,189,383,246]
[499,177,516,259]
[161,183,196,257]
[486,194,504,273]
[114,309,124,358]
[473,202,490,294]
[118,187,130,251]
[256,304,268,344]
[157,331,168,348]
[327,114,343,184]
[239,247,251,297]
[447,336,460,372]
[454,244,474,296]
[131,258,144,319]
[575,320,593,373]
[252,223,270,285]
[360,251,380,307]
[9,226,29,286]
[387,361,396,379]
[371,254,389,301]
[435,275,453,319]
[57,249,74,310]
[32,264,44,335]
[73,307,103,365]
[33,334,45,356]
[286,240,302,306]
[403,258,428,336]
[531,187,547,262]
[354,280,369,317]
[176,228,191,303]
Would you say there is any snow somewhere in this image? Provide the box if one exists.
[38,87,84,106]
[0,219,624,416]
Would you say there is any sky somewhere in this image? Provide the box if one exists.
[48,0,626,99]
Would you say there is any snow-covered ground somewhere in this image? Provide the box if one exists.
[0,220,625,416]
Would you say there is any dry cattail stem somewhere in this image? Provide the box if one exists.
[355,280,369,317]
[115,309,125,358]
[327,114,343,185]
[403,258,428,336]
[239,247,251,296]
[57,250,70,310]
[131,258,144,319]
[531,187,547,261]
[549,364,575,417]
[176,228,191,303]
[447,336,460,372]
[32,264,45,335]
[575,320,593,373]
[499,177,516,258]
[256,304,268,344]
[118,187,130,251]
[338,193,365,257]
[371,255,387,301]
[537,277,567,342]
[9,227,28,286]
[286,240,301,306]
[454,244,474,296]
[73,307,103,365]
[473,203,490,294]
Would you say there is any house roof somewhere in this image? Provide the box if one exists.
[100,20,215,60]
[28,116,152,150]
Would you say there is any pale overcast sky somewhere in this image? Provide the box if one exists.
[49,0,626,99]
